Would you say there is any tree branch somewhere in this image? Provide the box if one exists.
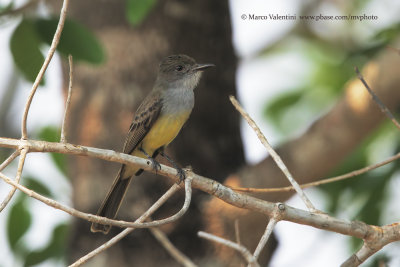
[150,227,197,267]
[229,96,317,212]
[1,137,399,249]
[60,55,74,143]
[341,222,400,266]
[355,66,400,131]
[230,151,400,193]
[0,150,19,171]
[69,184,182,266]
[0,147,28,212]
[198,231,260,267]
[0,168,193,229]
[1,34,399,264]
[252,203,283,261]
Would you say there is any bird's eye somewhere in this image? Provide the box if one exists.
[175,65,184,71]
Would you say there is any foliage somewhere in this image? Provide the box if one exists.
[7,194,32,252]
[126,0,157,26]
[1,0,399,265]
[2,0,152,265]
[6,177,68,266]
[259,3,400,261]
[263,29,396,136]
[24,224,69,267]
[10,19,45,83]
[35,18,105,64]
[7,0,160,83]
[10,17,105,83]
[319,122,400,249]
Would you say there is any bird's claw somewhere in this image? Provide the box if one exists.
[149,158,161,173]
[176,168,186,184]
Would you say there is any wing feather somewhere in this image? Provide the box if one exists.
[123,91,162,154]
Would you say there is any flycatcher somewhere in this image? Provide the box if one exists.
[91,54,214,234]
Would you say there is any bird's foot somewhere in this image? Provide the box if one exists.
[139,147,161,173]
[176,167,186,184]
[149,157,161,173]
[159,151,185,183]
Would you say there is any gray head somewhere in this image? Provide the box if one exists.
[155,54,214,90]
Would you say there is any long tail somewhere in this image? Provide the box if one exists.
[90,166,133,234]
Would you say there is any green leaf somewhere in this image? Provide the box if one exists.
[264,90,303,120]
[35,18,105,64]
[7,198,32,252]
[319,122,400,252]
[24,224,68,267]
[353,168,393,224]
[126,0,157,26]
[46,223,69,257]
[349,169,392,250]
[373,23,400,43]
[37,126,67,175]
[24,250,48,267]
[25,177,52,198]
[10,19,45,82]
[37,126,60,142]
[320,148,368,213]
[263,89,303,130]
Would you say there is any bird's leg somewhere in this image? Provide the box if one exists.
[139,147,161,173]
[159,150,186,183]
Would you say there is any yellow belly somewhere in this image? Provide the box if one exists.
[126,111,190,175]
[123,112,190,177]
[143,111,190,153]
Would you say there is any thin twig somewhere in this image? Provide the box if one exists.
[61,55,74,143]
[234,219,241,246]
[341,242,379,267]
[355,67,400,131]
[252,218,277,261]
[234,220,245,267]
[0,150,19,171]
[198,231,260,267]
[21,0,70,139]
[150,227,197,267]
[229,96,317,212]
[0,148,28,212]
[230,152,400,193]
[252,203,283,261]
[70,184,181,267]
[0,171,193,229]
[340,222,400,267]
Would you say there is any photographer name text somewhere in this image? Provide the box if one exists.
[241,13,378,22]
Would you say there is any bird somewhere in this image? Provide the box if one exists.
[91,54,214,234]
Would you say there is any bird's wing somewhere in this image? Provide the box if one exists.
[122,91,163,154]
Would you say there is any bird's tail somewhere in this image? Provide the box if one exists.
[90,167,133,234]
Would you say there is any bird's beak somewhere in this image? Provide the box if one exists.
[193,63,215,72]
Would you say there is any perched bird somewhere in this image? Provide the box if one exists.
[91,54,214,234]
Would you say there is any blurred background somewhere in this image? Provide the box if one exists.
[0,0,400,266]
